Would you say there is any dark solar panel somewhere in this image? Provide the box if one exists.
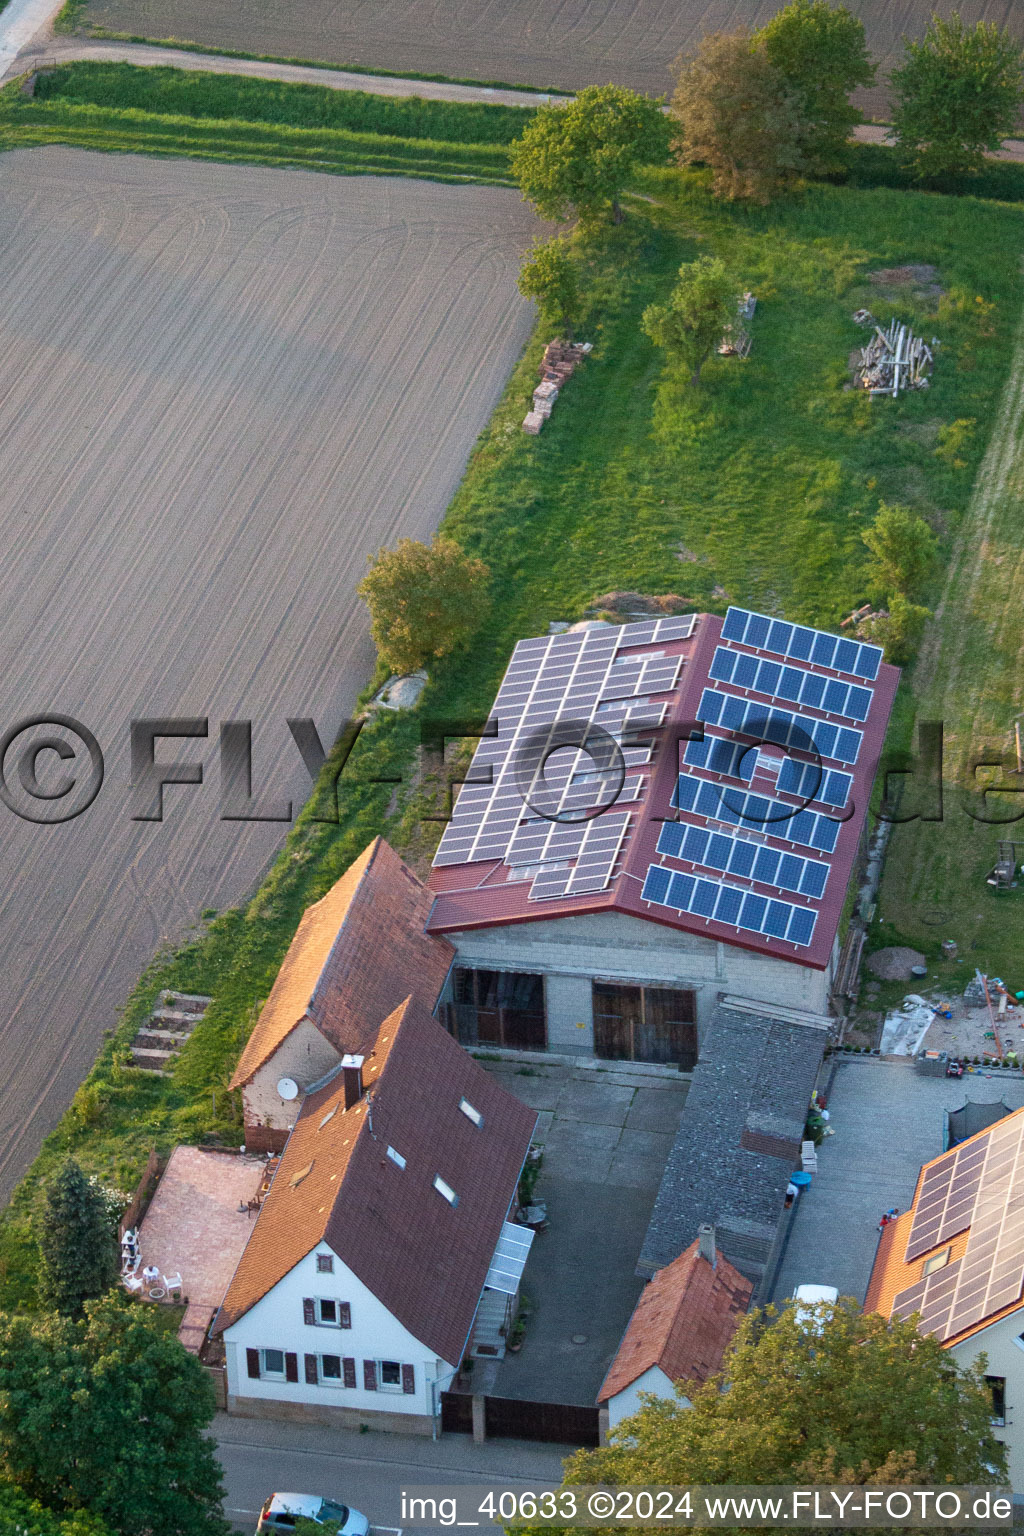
[641,862,816,946]
[698,687,864,764]
[722,608,882,679]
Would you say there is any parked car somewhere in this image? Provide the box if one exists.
[792,1283,839,1331]
[257,1494,371,1534]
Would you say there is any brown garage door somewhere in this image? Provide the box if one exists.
[592,982,697,1069]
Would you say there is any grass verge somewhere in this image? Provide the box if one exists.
[1,162,1022,1306]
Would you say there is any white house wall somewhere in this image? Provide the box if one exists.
[445,910,832,1053]
[948,1306,1024,1493]
[223,1242,453,1430]
[607,1365,685,1427]
[243,1018,343,1131]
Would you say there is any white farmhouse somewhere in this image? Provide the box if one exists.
[213,995,536,1433]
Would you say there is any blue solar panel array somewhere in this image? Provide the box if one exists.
[673,774,840,854]
[709,646,872,722]
[683,735,754,780]
[721,607,882,681]
[641,864,817,947]
[657,821,829,899]
[699,687,863,765]
[777,758,852,809]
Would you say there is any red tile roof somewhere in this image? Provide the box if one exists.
[215,997,537,1365]
[427,616,899,971]
[598,1239,752,1403]
[230,839,454,1089]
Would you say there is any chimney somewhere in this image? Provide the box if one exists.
[341,1054,365,1110]
[697,1223,717,1269]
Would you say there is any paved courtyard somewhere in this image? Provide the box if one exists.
[135,1146,266,1348]
[772,1056,1024,1307]
[480,1059,689,1406]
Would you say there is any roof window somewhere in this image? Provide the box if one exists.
[459,1098,483,1128]
[290,1161,314,1188]
[922,1246,951,1276]
[387,1146,406,1169]
[433,1175,459,1206]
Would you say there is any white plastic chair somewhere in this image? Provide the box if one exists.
[162,1273,183,1297]
[123,1274,144,1294]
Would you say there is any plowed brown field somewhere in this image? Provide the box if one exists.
[0,147,539,1203]
[74,0,1024,111]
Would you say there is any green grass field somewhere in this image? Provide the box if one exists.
[0,64,526,183]
[1,87,1023,1304]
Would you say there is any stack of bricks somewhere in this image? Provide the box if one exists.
[523,339,592,433]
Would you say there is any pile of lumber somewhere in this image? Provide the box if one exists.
[853,319,934,397]
[718,292,756,358]
[523,339,592,434]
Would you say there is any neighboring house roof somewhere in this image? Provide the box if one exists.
[426,610,898,971]
[215,997,537,1364]
[866,1104,1024,1347]
[229,839,454,1089]
[638,1003,827,1279]
[598,1239,752,1405]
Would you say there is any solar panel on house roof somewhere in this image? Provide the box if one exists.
[641,863,816,947]
[672,775,841,854]
[656,819,829,898]
[432,616,695,898]
[893,1114,1024,1343]
[721,606,882,680]
[709,646,873,721]
[698,687,864,764]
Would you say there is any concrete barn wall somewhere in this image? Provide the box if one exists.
[445,910,831,1054]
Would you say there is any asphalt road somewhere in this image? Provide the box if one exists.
[65,0,1024,117]
[0,147,540,1205]
[214,1414,568,1532]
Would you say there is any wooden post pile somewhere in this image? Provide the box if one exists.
[523,339,593,433]
[853,319,933,397]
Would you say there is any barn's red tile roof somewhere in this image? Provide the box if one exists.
[427,614,899,971]
[229,839,454,1089]
[598,1239,752,1404]
[215,997,537,1364]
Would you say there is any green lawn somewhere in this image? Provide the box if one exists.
[1,123,1023,1305]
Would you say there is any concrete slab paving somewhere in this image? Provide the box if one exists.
[772,1057,1024,1307]
[606,1130,675,1190]
[624,1085,689,1134]
[555,1078,635,1126]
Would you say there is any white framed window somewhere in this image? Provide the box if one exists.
[262,1348,286,1379]
[433,1175,458,1206]
[316,1298,351,1328]
[316,1253,334,1273]
[378,1359,404,1392]
[317,1354,356,1389]
[387,1146,406,1169]
[459,1098,483,1128]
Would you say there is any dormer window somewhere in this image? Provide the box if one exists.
[434,1175,458,1206]
[459,1098,483,1128]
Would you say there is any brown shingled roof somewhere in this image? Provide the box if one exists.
[229,839,454,1090]
[598,1239,752,1404]
[215,997,537,1365]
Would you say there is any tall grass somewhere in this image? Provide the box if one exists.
[33,61,536,144]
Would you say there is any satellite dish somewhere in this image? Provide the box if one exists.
[277,1077,299,1102]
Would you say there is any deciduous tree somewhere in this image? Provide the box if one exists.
[0,1481,113,1536]
[510,84,671,226]
[891,12,1024,178]
[861,501,939,599]
[358,536,490,677]
[36,1159,118,1318]
[757,0,875,172]
[517,236,583,341]
[671,31,807,202]
[520,1300,1005,1536]
[0,1295,230,1536]
[642,257,735,386]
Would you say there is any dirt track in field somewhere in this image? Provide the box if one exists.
[0,146,539,1204]
[73,0,1024,113]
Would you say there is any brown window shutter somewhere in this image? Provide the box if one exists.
[304,1353,319,1385]
[285,1352,298,1383]
[302,1297,315,1326]
[343,1357,356,1388]
[363,1359,377,1391]
[402,1364,415,1395]
[339,1302,351,1328]
[246,1348,260,1380]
